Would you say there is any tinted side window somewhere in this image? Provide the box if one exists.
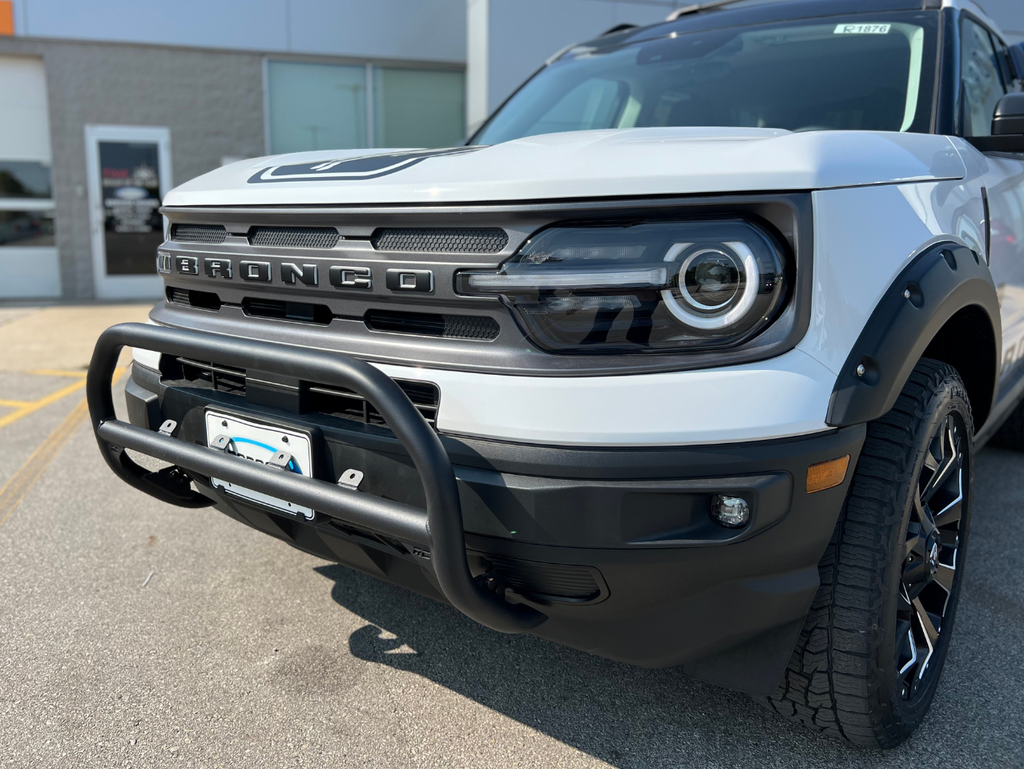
[961,18,1007,137]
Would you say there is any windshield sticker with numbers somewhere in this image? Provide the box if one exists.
[834,24,891,35]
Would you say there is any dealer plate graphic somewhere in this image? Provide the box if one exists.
[205,411,314,520]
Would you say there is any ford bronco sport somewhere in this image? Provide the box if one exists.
[87,0,1024,748]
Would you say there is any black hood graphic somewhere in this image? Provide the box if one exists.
[248,147,484,184]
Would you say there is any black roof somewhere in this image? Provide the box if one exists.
[581,0,940,52]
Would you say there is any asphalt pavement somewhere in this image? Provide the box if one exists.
[1,306,1023,768]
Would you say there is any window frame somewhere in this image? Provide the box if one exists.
[956,11,1011,138]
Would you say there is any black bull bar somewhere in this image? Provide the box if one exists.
[87,323,546,634]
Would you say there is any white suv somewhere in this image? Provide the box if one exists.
[88,0,1024,748]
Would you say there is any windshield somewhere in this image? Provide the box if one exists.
[471,12,938,145]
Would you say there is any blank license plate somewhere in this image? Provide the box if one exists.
[205,411,314,520]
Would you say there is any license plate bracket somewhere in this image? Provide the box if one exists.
[205,410,316,520]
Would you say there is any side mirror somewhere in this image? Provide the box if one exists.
[966,93,1024,153]
[993,92,1024,137]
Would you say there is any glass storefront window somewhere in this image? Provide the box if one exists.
[267,61,367,154]
[373,67,465,148]
[0,160,55,250]
[267,60,466,153]
[0,209,55,246]
[0,160,53,198]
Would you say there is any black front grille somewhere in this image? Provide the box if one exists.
[371,228,508,254]
[171,358,440,429]
[364,310,499,341]
[171,224,227,244]
[307,380,439,427]
[166,287,222,311]
[249,226,340,249]
[177,358,247,395]
[243,298,332,325]
[487,557,604,603]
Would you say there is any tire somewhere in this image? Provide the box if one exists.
[991,398,1024,450]
[766,358,973,748]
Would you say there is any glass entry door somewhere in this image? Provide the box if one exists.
[85,125,170,299]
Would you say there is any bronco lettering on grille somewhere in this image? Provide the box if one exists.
[175,257,427,294]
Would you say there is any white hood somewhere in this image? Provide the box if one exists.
[163,127,967,208]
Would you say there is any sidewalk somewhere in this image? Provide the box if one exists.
[0,303,153,371]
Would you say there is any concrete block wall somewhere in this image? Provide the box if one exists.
[0,38,266,299]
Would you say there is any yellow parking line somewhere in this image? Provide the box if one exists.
[0,366,125,431]
[0,366,127,529]
[0,379,88,431]
[0,398,90,530]
[0,399,32,408]
[25,369,88,379]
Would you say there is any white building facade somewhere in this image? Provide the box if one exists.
[0,0,1020,299]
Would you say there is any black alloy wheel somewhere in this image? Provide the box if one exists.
[895,413,968,702]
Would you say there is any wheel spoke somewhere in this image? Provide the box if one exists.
[912,597,939,678]
[934,563,956,593]
[934,495,963,528]
[913,597,940,646]
[897,582,913,612]
[921,454,959,506]
[904,531,927,560]
[933,457,964,529]
[903,560,930,594]
[913,494,934,530]
[923,434,942,472]
[898,626,918,676]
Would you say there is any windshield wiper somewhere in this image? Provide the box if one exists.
[666,0,760,21]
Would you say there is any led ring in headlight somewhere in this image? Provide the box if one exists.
[661,242,760,331]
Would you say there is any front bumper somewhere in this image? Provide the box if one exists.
[90,323,865,695]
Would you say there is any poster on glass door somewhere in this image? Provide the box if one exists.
[99,141,163,275]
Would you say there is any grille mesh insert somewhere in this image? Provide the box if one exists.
[365,310,499,341]
[171,224,227,244]
[308,380,439,428]
[242,297,333,325]
[249,226,340,249]
[165,287,222,311]
[371,228,508,254]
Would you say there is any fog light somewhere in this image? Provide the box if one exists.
[710,495,750,528]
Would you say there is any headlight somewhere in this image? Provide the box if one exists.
[456,219,787,353]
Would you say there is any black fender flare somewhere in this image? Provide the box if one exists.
[826,243,1001,427]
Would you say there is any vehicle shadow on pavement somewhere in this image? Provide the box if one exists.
[313,446,1024,768]
[316,561,756,766]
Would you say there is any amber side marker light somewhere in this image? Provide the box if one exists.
[806,455,851,494]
